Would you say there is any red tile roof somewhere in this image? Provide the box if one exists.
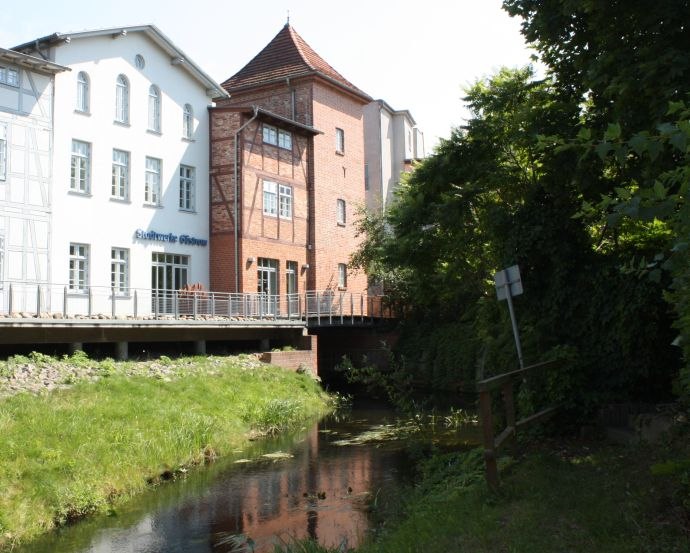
[221,24,371,102]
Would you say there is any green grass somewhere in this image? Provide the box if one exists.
[0,354,331,549]
[357,440,689,553]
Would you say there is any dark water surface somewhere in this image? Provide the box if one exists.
[20,402,478,553]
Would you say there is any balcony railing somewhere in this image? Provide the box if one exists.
[0,282,393,324]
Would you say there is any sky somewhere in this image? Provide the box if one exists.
[0,0,538,152]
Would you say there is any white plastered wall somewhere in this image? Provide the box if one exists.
[49,32,212,313]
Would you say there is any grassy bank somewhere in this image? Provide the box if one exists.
[279,432,690,553]
[0,353,332,549]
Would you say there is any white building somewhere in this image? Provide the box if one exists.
[0,48,67,311]
[14,26,226,314]
[363,99,425,213]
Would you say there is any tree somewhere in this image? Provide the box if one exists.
[352,67,678,410]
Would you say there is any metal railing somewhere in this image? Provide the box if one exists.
[0,282,392,325]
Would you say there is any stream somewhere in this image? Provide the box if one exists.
[19,400,479,553]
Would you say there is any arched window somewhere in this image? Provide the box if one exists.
[115,74,129,123]
[183,103,193,139]
[148,85,161,132]
[76,71,89,113]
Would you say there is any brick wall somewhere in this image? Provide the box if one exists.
[310,82,368,296]
[212,78,369,300]
[259,349,316,374]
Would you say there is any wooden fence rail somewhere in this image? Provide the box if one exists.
[477,359,561,490]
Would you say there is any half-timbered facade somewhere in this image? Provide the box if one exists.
[210,106,318,304]
[0,48,67,310]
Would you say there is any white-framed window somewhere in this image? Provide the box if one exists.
[76,71,89,113]
[115,74,129,124]
[0,235,5,288]
[279,184,292,219]
[148,85,161,132]
[111,149,129,200]
[135,54,145,69]
[263,124,292,150]
[70,140,91,193]
[263,180,277,216]
[0,124,7,181]
[337,198,346,225]
[0,66,19,87]
[179,165,195,211]
[111,247,129,295]
[183,104,193,139]
[338,263,347,288]
[69,243,89,292]
[336,127,345,154]
[145,157,161,205]
[263,124,278,145]
[278,129,292,150]
[286,260,298,294]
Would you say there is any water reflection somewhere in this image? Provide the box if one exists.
[22,406,441,553]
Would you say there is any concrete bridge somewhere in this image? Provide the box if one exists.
[0,283,396,371]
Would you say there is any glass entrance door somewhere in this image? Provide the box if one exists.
[257,258,278,315]
[151,253,189,313]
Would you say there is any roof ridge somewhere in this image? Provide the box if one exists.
[221,25,371,103]
[286,25,316,73]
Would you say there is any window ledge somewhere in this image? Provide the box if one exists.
[68,190,92,197]
[74,109,91,116]
[337,286,347,291]
[109,197,131,204]
[179,208,197,214]
[113,120,130,127]
[143,203,163,209]
[182,137,196,143]
[147,129,162,136]
[335,150,345,156]
[337,222,346,227]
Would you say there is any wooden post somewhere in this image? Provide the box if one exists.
[8,282,13,315]
[174,290,179,319]
[479,389,499,491]
[340,292,344,325]
[350,293,354,324]
[111,286,116,318]
[193,292,198,320]
[87,287,93,317]
[502,382,516,443]
[36,285,42,317]
[63,286,67,317]
[133,290,138,318]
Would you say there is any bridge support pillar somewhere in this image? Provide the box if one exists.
[194,340,206,355]
[69,342,83,355]
[260,338,270,351]
[115,341,128,361]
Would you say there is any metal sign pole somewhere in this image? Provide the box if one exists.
[502,270,524,369]
[495,265,525,369]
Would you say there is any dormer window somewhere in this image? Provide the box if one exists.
[76,71,89,113]
[115,74,129,124]
[148,85,161,132]
[183,104,193,139]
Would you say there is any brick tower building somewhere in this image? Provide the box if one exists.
[209,24,372,306]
